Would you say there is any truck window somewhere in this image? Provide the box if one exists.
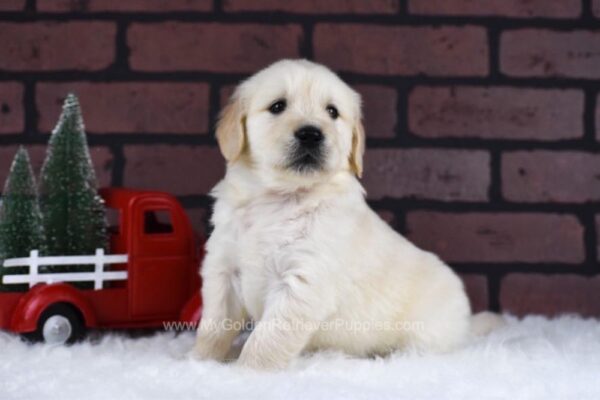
[144,210,174,234]
[106,207,121,235]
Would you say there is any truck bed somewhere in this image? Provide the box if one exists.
[0,292,24,329]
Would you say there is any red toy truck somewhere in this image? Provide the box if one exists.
[0,188,203,344]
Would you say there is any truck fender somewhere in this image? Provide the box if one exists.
[179,292,202,323]
[10,283,98,333]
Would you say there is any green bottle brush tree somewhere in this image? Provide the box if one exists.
[0,148,46,291]
[0,93,108,290]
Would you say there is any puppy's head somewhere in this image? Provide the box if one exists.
[216,60,364,187]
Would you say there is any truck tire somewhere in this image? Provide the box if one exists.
[26,303,86,345]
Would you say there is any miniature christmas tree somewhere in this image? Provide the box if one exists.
[39,93,108,260]
[0,147,45,291]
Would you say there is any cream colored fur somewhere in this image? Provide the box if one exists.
[192,59,500,370]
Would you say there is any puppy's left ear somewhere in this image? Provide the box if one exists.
[349,117,365,178]
[216,93,247,162]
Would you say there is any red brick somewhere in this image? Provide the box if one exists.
[0,0,25,11]
[362,149,489,201]
[37,83,209,134]
[314,24,488,77]
[596,93,600,140]
[0,145,113,189]
[503,151,600,203]
[220,85,236,107]
[0,22,115,72]
[596,215,600,260]
[0,82,24,134]
[355,85,397,138]
[377,210,395,226]
[460,274,488,313]
[409,0,581,18]
[38,0,212,12]
[129,23,303,73]
[500,274,600,317]
[501,29,600,79]
[406,212,584,263]
[123,146,224,196]
[223,0,399,14]
[409,86,583,140]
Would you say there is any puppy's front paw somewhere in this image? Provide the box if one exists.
[236,356,277,370]
[189,339,221,361]
[236,349,287,370]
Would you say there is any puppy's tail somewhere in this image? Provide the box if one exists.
[470,311,506,336]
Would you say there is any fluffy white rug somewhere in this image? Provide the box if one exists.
[1,315,599,400]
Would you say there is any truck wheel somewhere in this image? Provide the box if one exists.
[28,303,85,345]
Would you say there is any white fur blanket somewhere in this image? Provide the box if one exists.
[1,315,599,400]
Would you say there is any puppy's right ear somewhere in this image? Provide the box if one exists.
[216,93,246,162]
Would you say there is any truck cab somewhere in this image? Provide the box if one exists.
[102,188,202,321]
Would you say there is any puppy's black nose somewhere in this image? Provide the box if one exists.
[294,125,323,148]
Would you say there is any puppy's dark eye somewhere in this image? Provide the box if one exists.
[269,100,286,115]
[326,105,339,120]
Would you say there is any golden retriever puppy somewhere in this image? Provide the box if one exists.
[192,59,501,369]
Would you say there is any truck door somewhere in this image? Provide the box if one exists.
[129,197,191,318]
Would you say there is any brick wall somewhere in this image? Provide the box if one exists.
[1,0,599,316]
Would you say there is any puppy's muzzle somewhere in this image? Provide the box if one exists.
[288,125,325,173]
[294,125,323,149]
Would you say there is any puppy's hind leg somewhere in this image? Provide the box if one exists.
[404,257,472,353]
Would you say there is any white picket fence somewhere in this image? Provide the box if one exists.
[2,249,128,290]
